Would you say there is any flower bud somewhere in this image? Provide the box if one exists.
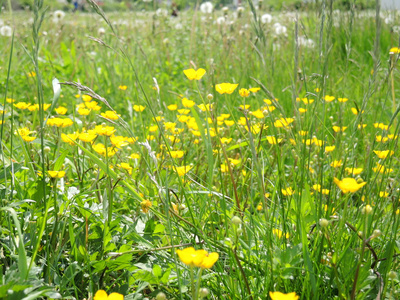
[231,216,242,226]
[371,229,382,239]
[388,271,397,280]
[207,94,213,100]
[362,204,373,215]
[319,218,329,228]
[199,288,209,298]
[156,292,167,300]
[44,146,51,153]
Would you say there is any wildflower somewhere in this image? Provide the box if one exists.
[332,126,347,132]
[62,133,79,145]
[173,165,192,176]
[221,137,232,144]
[299,108,307,113]
[338,98,348,103]
[269,291,299,300]
[266,136,282,145]
[272,229,289,239]
[81,95,92,102]
[324,95,335,102]
[78,132,97,143]
[55,106,67,115]
[312,184,330,195]
[334,177,366,193]
[133,105,145,112]
[183,68,206,80]
[200,1,213,13]
[182,98,195,108]
[379,191,389,198]
[178,108,190,114]
[170,150,184,158]
[167,104,178,111]
[274,118,294,128]
[260,13,272,24]
[249,87,260,93]
[224,120,234,126]
[52,10,66,23]
[389,47,400,54]
[351,107,364,115]
[48,171,66,178]
[330,160,342,168]
[118,85,128,90]
[345,167,363,175]
[282,187,294,196]
[215,83,239,95]
[239,88,250,97]
[0,25,12,37]
[176,247,219,269]
[325,146,335,153]
[94,290,124,300]
[110,135,129,148]
[94,125,116,136]
[198,103,213,112]
[78,107,90,115]
[130,153,140,159]
[362,204,373,215]
[373,150,394,159]
[28,71,36,78]
[374,123,389,130]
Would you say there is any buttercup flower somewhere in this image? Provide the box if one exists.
[269,291,299,300]
[183,68,206,80]
[215,83,239,95]
[334,177,366,193]
[176,247,219,269]
[94,290,124,300]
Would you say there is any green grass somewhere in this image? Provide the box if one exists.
[0,1,399,299]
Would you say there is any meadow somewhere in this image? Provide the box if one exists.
[0,0,400,299]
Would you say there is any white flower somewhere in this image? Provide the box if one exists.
[156,8,168,17]
[52,10,66,23]
[0,25,12,37]
[298,36,315,48]
[273,22,287,35]
[393,25,400,34]
[98,27,105,35]
[216,16,226,25]
[237,6,244,13]
[200,1,213,14]
[67,186,79,200]
[175,23,183,30]
[261,13,272,24]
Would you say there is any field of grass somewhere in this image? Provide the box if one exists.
[0,0,400,299]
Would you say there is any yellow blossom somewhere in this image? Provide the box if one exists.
[78,107,91,116]
[170,150,184,158]
[251,110,265,119]
[176,247,219,269]
[373,150,394,159]
[324,95,335,102]
[101,110,120,120]
[174,165,192,176]
[167,104,178,110]
[239,88,250,97]
[269,291,299,300]
[266,136,282,145]
[81,95,92,102]
[345,167,363,175]
[338,97,348,103]
[183,68,206,80]
[133,105,145,112]
[55,106,67,115]
[330,160,342,168]
[118,85,128,90]
[215,83,239,95]
[62,133,79,145]
[334,177,366,193]
[140,199,152,213]
[282,187,294,196]
[48,171,66,178]
[272,229,290,239]
[14,102,32,110]
[94,290,124,300]
[332,126,347,132]
[182,98,195,108]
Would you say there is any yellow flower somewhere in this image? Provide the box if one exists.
[334,177,366,193]
[62,133,79,145]
[140,199,152,213]
[81,95,93,102]
[332,126,347,132]
[177,108,190,114]
[274,118,294,128]
[101,110,120,120]
[282,187,294,196]
[272,229,290,239]
[176,247,219,269]
[338,97,348,103]
[198,103,213,112]
[118,85,128,90]
[48,171,65,178]
[28,71,36,77]
[239,88,250,97]
[330,160,342,168]
[373,150,394,159]
[351,107,364,115]
[379,191,389,198]
[249,87,260,93]
[78,107,91,116]
[239,105,250,110]
[130,153,140,159]
[269,291,299,300]
[94,125,116,136]
[266,136,282,145]
[324,95,335,102]
[251,110,265,119]
[173,165,192,176]
[183,68,206,80]
[215,83,239,95]
[181,97,195,108]
[78,132,97,143]
[345,167,363,175]
[55,106,67,115]
[167,104,178,110]
[22,136,36,142]
[325,145,335,153]
[221,137,232,144]
[312,184,330,195]
[374,123,389,130]
[389,47,400,54]
[224,120,234,126]
[14,102,32,110]
[299,108,307,113]
[170,150,184,158]
[133,105,145,112]
[94,290,124,300]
